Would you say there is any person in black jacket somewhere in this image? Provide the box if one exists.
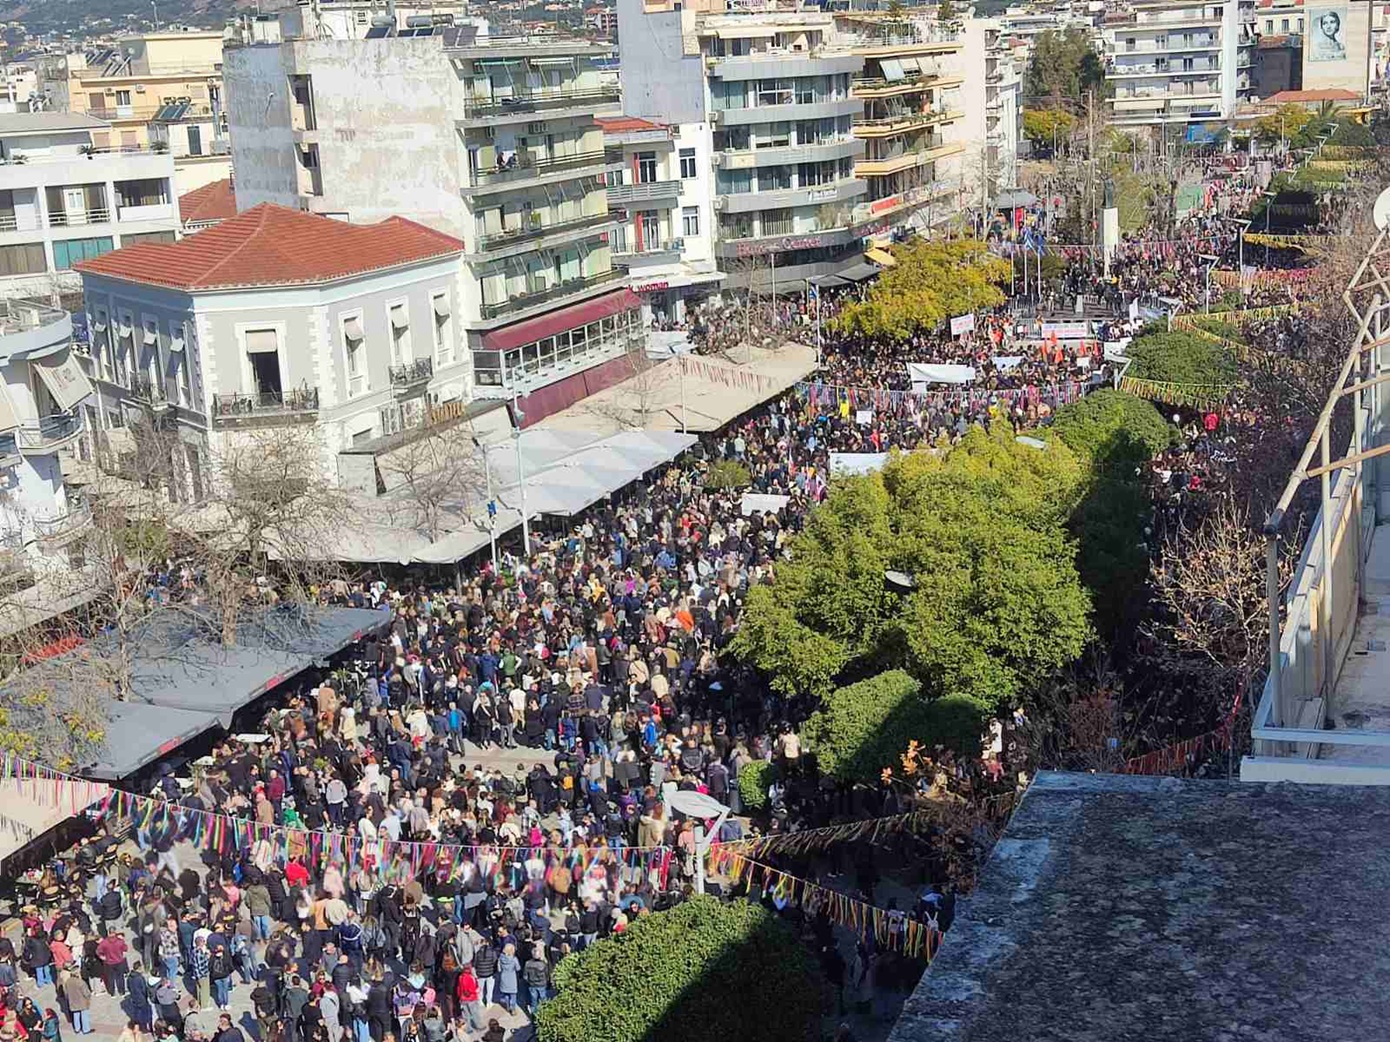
[125,960,154,1032]
[365,974,392,1042]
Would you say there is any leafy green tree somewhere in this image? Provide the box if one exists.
[1126,329,1238,387]
[1026,29,1110,100]
[923,693,993,758]
[1022,107,1077,155]
[1050,388,1170,464]
[801,670,929,781]
[536,897,823,1042]
[738,758,774,810]
[1255,103,1316,145]
[833,239,1010,341]
[705,460,751,490]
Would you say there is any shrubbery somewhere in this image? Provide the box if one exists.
[1125,329,1237,387]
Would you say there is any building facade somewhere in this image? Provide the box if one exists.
[0,113,179,297]
[599,116,723,321]
[956,17,1022,210]
[73,204,469,494]
[1104,0,1240,127]
[224,27,643,411]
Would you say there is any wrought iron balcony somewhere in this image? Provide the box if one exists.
[480,269,625,320]
[211,387,320,427]
[389,358,434,387]
[18,414,83,453]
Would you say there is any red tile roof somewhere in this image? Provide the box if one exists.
[75,204,463,291]
[1268,88,1362,102]
[178,178,237,225]
[595,115,668,133]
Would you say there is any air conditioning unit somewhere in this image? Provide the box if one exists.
[712,197,725,210]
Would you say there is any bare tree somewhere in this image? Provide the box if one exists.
[377,417,489,542]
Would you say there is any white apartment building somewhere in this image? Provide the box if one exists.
[1104,0,1241,127]
[224,25,645,424]
[599,116,723,321]
[73,204,468,494]
[955,18,1022,209]
[272,0,488,41]
[0,112,179,298]
[0,66,42,115]
[0,299,95,577]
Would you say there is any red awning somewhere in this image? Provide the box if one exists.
[481,289,640,352]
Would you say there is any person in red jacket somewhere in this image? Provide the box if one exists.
[456,965,483,1034]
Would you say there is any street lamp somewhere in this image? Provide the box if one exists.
[472,432,499,571]
[512,380,531,556]
[1199,253,1218,313]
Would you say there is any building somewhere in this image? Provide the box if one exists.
[272,0,487,41]
[177,177,236,232]
[888,773,1390,1041]
[956,17,1022,210]
[619,0,893,288]
[73,203,468,495]
[1257,0,1306,37]
[599,115,723,321]
[61,31,231,195]
[224,26,643,417]
[0,299,95,579]
[1253,33,1303,97]
[0,112,178,298]
[0,65,42,115]
[1104,0,1239,128]
[835,11,966,238]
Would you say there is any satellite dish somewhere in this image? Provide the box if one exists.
[1374,186,1390,231]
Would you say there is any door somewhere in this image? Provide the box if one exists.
[250,351,282,405]
[63,187,86,226]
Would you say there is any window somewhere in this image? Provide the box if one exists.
[343,313,365,397]
[432,294,452,366]
[679,148,697,179]
[389,303,410,364]
[244,328,283,403]
[121,231,177,247]
[762,209,793,236]
[114,89,131,107]
[0,243,45,276]
[52,237,113,270]
[756,79,793,106]
[759,122,791,148]
[1280,17,1289,30]
[759,166,791,192]
[173,322,191,406]
[682,206,700,238]
[636,152,658,184]
[187,124,202,156]
[115,178,169,210]
[639,211,661,250]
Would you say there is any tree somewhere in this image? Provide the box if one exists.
[1025,29,1109,101]
[378,418,488,543]
[1255,103,1316,145]
[1125,329,1238,387]
[1022,107,1077,156]
[536,897,823,1042]
[833,239,1010,341]
[1050,388,1170,464]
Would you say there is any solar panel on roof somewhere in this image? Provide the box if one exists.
[365,24,392,38]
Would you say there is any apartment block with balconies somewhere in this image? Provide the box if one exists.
[0,112,179,298]
[0,299,96,578]
[1104,0,1240,126]
[225,26,643,415]
[838,11,965,236]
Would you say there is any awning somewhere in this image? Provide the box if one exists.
[838,262,882,283]
[0,384,18,433]
[900,57,921,74]
[245,329,278,352]
[865,247,896,267]
[390,305,409,330]
[343,316,364,341]
[168,333,185,353]
[116,321,132,339]
[881,58,905,82]
[142,326,157,346]
[810,273,849,288]
[433,295,451,318]
[91,316,108,333]
[482,288,639,353]
[530,57,577,67]
[34,353,95,411]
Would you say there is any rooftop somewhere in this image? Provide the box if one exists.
[178,177,237,225]
[890,772,1390,1042]
[595,115,668,133]
[74,203,463,291]
[1268,87,1361,102]
[0,112,108,136]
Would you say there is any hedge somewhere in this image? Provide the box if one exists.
[1123,330,1237,387]
[801,670,928,782]
[1050,389,1171,474]
[738,758,773,810]
[535,896,824,1042]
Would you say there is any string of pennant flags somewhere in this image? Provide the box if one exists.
[795,379,1092,413]
[1117,375,1234,409]
[678,355,782,395]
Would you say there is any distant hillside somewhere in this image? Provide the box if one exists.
[1,0,279,38]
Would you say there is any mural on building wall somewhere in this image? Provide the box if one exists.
[1308,6,1348,61]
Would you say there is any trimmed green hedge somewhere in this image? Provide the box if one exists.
[738,758,774,810]
[1050,389,1171,470]
[1125,330,1237,387]
[535,896,824,1042]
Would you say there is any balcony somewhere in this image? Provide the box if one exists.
[18,414,83,454]
[0,431,18,467]
[465,150,609,195]
[34,501,92,545]
[707,50,863,80]
[480,268,625,320]
[389,357,434,389]
[853,73,964,99]
[718,177,866,213]
[0,213,41,233]
[459,85,621,123]
[129,372,171,406]
[211,387,320,428]
[605,179,682,207]
[615,237,685,264]
[476,210,615,254]
[853,109,964,138]
[48,207,112,228]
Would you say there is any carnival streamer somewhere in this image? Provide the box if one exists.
[1118,375,1233,409]
[679,355,781,395]
[794,378,1092,413]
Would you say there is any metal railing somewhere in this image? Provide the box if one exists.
[614,237,685,258]
[461,85,620,119]
[480,269,624,319]
[389,358,434,386]
[470,149,607,187]
[212,387,320,419]
[605,180,682,206]
[34,501,92,540]
[0,146,166,166]
[0,213,40,233]
[48,208,112,228]
[18,414,82,451]
[477,210,612,250]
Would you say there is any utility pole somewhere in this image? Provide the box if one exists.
[1087,89,1096,274]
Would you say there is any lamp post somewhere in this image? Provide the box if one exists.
[474,434,499,571]
[670,342,687,434]
[512,381,530,556]
[1199,253,1218,313]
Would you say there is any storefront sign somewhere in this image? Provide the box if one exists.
[633,281,670,293]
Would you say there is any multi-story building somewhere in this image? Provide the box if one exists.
[1104,0,1239,127]
[600,115,723,321]
[73,203,468,495]
[0,299,95,577]
[0,112,179,297]
[0,65,42,115]
[1256,0,1306,37]
[272,0,487,41]
[224,25,642,420]
[619,0,891,288]
[61,31,231,194]
[836,11,965,238]
[956,18,1022,210]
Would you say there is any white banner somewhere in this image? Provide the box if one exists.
[949,313,976,336]
[1103,341,1131,362]
[740,492,790,517]
[829,452,889,476]
[907,362,975,385]
[991,355,1024,371]
[1041,321,1089,340]
[855,409,873,426]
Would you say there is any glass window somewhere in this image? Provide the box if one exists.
[640,212,661,249]
[756,79,792,106]
[762,209,793,236]
[0,243,45,276]
[759,166,791,192]
[682,206,700,238]
[115,178,168,209]
[679,148,697,179]
[53,237,114,271]
[637,152,658,183]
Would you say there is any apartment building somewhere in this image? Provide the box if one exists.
[224,25,643,419]
[62,31,231,195]
[955,18,1022,210]
[599,116,723,321]
[273,0,488,40]
[0,66,41,115]
[73,204,467,494]
[836,11,966,237]
[1256,0,1306,37]
[0,112,179,297]
[1104,0,1240,126]
[0,299,95,578]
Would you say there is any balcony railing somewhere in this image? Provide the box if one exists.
[615,237,685,258]
[606,180,682,206]
[477,210,613,251]
[130,373,168,404]
[389,358,434,386]
[480,269,624,320]
[461,85,621,119]
[34,501,92,541]
[18,414,83,452]
[0,213,41,233]
[48,208,112,228]
[212,387,320,422]
[470,149,608,188]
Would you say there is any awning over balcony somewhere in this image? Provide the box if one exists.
[482,288,640,352]
[0,385,17,433]
[34,353,95,412]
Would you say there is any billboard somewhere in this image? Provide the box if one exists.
[1303,2,1369,93]
[1308,6,1348,62]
